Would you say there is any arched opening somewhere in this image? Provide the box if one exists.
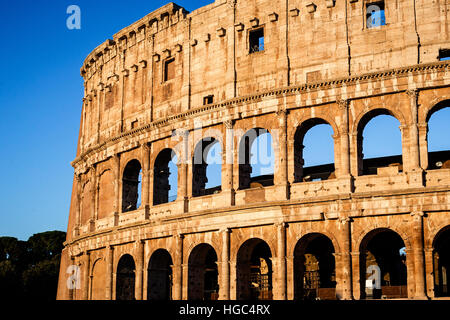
[293,233,336,300]
[239,128,274,190]
[153,149,178,205]
[433,226,450,297]
[426,102,450,170]
[294,119,335,182]
[357,110,403,176]
[147,249,173,300]
[116,254,136,300]
[359,229,407,299]
[188,244,219,300]
[192,138,222,197]
[236,238,273,300]
[122,160,142,212]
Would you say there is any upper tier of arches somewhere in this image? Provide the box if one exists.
[74,96,450,229]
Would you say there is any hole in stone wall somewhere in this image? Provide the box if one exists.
[164,58,175,82]
[439,49,450,61]
[249,28,264,54]
[366,1,386,28]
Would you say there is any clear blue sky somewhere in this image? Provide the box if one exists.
[0,1,448,241]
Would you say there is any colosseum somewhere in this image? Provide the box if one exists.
[57,0,450,301]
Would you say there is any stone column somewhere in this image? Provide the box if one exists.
[69,255,76,300]
[176,130,189,213]
[229,260,237,300]
[418,123,429,170]
[82,252,90,300]
[275,108,289,200]
[74,174,82,237]
[424,247,435,299]
[286,255,294,300]
[113,154,121,226]
[411,211,428,299]
[223,119,235,206]
[351,252,361,300]
[135,240,145,300]
[337,99,351,177]
[105,245,114,300]
[339,217,353,300]
[90,166,97,232]
[406,90,421,171]
[172,234,184,300]
[220,228,231,300]
[276,222,287,300]
[141,143,151,219]
[182,263,189,300]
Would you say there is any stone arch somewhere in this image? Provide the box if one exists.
[353,225,412,253]
[425,98,450,123]
[121,159,142,212]
[90,257,106,300]
[351,106,407,135]
[293,233,336,300]
[188,243,219,300]
[115,254,136,300]
[353,108,404,176]
[238,128,275,190]
[153,148,178,205]
[236,238,273,300]
[147,249,173,300]
[192,137,222,197]
[293,118,336,183]
[358,228,408,299]
[288,227,341,257]
[190,130,224,157]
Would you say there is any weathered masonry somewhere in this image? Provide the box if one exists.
[57,0,450,300]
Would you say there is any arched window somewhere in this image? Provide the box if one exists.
[294,119,335,182]
[188,244,218,300]
[239,128,274,190]
[148,249,173,300]
[122,160,142,212]
[236,238,272,300]
[153,149,178,205]
[357,110,402,175]
[427,102,450,170]
[432,226,450,297]
[293,233,336,300]
[192,138,222,197]
[116,254,136,300]
[359,229,407,299]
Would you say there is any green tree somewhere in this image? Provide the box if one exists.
[0,231,66,300]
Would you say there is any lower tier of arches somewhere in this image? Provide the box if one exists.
[59,212,450,301]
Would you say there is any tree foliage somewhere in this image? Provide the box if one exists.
[0,231,66,300]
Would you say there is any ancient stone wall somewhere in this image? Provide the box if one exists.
[57,0,450,300]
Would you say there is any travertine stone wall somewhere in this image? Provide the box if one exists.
[57,0,450,300]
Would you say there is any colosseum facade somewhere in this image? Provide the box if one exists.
[57,0,450,300]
